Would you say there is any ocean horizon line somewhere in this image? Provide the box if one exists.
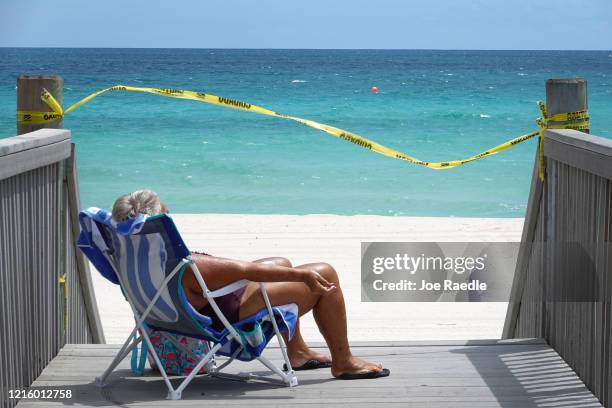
[1,46,611,52]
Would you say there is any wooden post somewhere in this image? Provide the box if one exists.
[65,144,106,344]
[546,78,589,134]
[502,78,589,339]
[17,75,63,135]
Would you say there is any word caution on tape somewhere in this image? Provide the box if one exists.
[17,85,590,179]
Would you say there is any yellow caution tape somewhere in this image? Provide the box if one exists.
[42,89,64,116]
[16,85,589,175]
[16,111,63,124]
[59,273,67,341]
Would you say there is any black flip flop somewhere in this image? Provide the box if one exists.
[283,359,333,371]
[337,368,390,380]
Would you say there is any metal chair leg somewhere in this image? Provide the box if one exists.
[95,329,140,387]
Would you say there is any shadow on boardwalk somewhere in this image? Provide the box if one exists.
[453,340,602,408]
[15,339,602,408]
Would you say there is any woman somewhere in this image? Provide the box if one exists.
[112,189,389,380]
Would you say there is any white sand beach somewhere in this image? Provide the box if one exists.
[92,215,523,344]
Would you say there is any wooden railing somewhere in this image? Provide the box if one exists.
[0,129,104,408]
[503,128,612,406]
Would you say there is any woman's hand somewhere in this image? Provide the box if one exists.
[301,270,336,295]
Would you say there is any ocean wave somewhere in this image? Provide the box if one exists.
[291,79,307,83]
[480,114,491,118]
[439,112,472,119]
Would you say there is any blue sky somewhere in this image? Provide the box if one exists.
[1,0,610,50]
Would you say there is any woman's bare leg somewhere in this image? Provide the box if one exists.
[251,258,331,367]
[240,262,383,377]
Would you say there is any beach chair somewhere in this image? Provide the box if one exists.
[76,207,298,400]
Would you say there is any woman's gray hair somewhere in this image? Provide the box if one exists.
[111,189,167,221]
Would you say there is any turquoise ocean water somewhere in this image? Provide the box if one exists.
[1,49,611,216]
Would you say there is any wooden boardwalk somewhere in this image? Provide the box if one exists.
[15,339,601,408]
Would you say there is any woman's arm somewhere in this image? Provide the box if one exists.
[191,255,336,295]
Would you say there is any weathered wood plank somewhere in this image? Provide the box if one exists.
[545,129,612,180]
[14,343,601,408]
[0,128,70,156]
[0,138,71,181]
[65,144,105,344]
[502,148,545,338]
[15,400,602,408]
[60,338,547,349]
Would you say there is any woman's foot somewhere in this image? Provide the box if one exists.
[287,347,332,369]
[331,356,386,378]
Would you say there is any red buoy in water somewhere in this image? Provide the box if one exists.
[371,86,378,93]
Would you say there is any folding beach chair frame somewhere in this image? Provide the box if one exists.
[94,254,297,400]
